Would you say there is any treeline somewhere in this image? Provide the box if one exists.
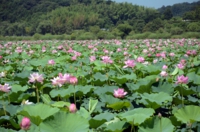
[0,0,200,39]
[158,1,200,17]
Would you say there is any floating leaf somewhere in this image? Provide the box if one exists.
[140,92,172,109]
[11,85,28,93]
[171,66,179,76]
[107,101,131,110]
[118,108,155,125]
[105,120,128,132]
[39,112,89,132]
[152,82,174,95]
[174,105,200,124]
[51,101,70,108]
[139,116,174,132]
[18,103,59,125]
[41,94,52,105]
[89,99,98,114]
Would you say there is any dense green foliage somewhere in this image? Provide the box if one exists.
[0,0,200,39]
[158,1,200,17]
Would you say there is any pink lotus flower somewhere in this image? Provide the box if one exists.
[52,50,57,54]
[51,77,63,87]
[160,52,166,58]
[117,48,121,52]
[57,45,63,50]
[180,59,186,64]
[89,56,96,62]
[69,76,78,85]
[28,73,44,84]
[103,49,109,54]
[71,56,77,61]
[191,50,197,55]
[160,71,168,77]
[101,56,113,64]
[42,46,46,52]
[177,63,185,69]
[15,47,23,53]
[123,51,128,56]
[69,103,77,113]
[123,60,135,68]
[0,56,2,59]
[156,53,161,57]
[0,83,11,93]
[176,75,188,84]
[48,60,55,65]
[20,117,31,130]
[113,88,127,98]
[169,53,175,57]
[58,73,71,84]
[153,59,158,63]
[162,65,168,70]
[137,57,145,63]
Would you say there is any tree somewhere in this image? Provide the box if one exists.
[163,8,173,20]
[116,23,132,39]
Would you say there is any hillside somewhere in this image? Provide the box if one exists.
[157,1,200,16]
[0,0,199,39]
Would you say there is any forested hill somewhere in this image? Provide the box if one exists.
[0,0,199,38]
[0,0,160,36]
[157,1,200,16]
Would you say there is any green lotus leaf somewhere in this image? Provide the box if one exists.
[140,92,172,109]
[113,64,125,75]
[111,73,136,84]
[18,103,59,125]
[187,72,200,85]
[105,120,128,132]
[15,70,32,79]
[50,86,75,98]
[93,60,106,67]
[94,85,118,95]
[77,85,96,94]
[0,127,18,132]
[152,82,174,95]
[5,104,22,116]
[143,65,160,74]
[11,85,28,93]
[93,72,108,82]
[77,107,90,119]
[89,118,107,129]
[107,101,131,110]
[23,66,33,71]
[138,116,174,132]
[39,112,89,132]
[51,101,70,108]
[100,94,120,105]
[136,75,157,93]
[89,98,98,114]
[41,94,52,105]
[171,66,179,76]
[118,108,155,125]
[174,105,200,124]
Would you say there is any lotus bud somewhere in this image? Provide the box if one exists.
[20,117,31,130]
[69,103,77,113]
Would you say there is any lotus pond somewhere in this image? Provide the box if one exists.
[0,39,200,132]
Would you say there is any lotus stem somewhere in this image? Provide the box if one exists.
[2,96,7,116]
[74,85,76,105]
[7,93,10,103]
[130,121,135,132]
[160,118,162,132]
[181,85,184,107]
[36,87,39,103]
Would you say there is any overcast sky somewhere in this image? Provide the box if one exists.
[114,0,199,8]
